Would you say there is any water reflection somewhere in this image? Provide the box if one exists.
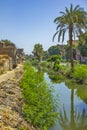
[76,87,87,104]
[59,89,87,130]
[46,72,87,130]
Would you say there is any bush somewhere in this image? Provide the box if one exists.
[39,61,49,67]
[21,61,58,129]
[59,63,71,77]
[53,59,60,71]
[71,65,87,83]
[31,58,39,66]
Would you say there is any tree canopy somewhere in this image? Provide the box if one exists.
[48,45,60,56]
[32,43,43,62]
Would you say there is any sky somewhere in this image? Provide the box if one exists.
[0,0,87,54]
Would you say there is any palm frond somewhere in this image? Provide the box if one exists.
[65,7,69,15]
[58,30,63,42]
[70,4,73,13]
[60,11,66,16]
[52,31,58,42]
[62,30,66,42]
[74,5,80,11]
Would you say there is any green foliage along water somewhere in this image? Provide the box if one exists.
[21,61,58,130]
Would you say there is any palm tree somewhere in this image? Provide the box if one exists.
[32,43,43,62]
[53,4,87,70]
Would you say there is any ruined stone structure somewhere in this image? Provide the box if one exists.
[0,55,12,73]
[0,42,17,72]
[0,43,17,60]
[17,48,25,63]
[0,41,25,73]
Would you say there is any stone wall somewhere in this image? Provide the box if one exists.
[0,55,9,73]
[0,46,17,70]
[0,47,17,59]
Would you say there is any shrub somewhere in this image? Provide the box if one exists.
[53,59,60,71]
[39,61,48,67]
[71,65,87,83]
[31,58,39,66]
[59,63,71,77]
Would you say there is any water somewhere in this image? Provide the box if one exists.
[44,73,87,130]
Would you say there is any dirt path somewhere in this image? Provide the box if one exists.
[0,70,15,83]
[0,64,23,83]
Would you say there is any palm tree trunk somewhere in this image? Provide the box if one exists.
[69,26,74,70]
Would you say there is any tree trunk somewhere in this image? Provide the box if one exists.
[69,26,74,70]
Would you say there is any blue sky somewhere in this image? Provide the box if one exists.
[0,0,87,54]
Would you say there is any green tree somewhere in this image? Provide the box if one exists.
[53,4,87,70]
[42,50,49,60]
[47,55,61,70]
[32,43,43,62]
[48,45,60,56]
[47,55,61,62]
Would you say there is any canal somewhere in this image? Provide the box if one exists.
[44,73,87,130]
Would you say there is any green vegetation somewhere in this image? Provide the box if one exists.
[78,32,87,57]
[76,86,87,103]
[32,43,43,62]
[71,65,87,83]
[59,63,71,77]
[48,70,64,84]
[58,63,87,84]
[21,61,58,130]
[47,55,61,71]
[48,45,60,56]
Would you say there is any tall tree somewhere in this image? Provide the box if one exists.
[53,4,87,70]
[32,43,43,62]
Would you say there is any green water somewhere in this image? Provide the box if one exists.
[44,73,87,130]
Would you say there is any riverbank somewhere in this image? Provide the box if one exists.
[0,65,36,130]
